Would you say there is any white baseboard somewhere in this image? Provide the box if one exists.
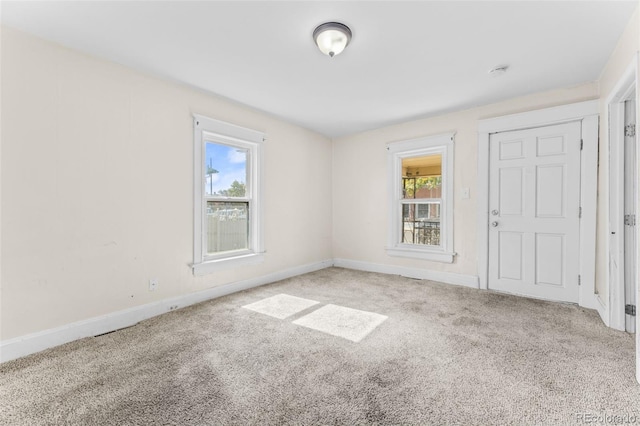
[333,258,479,289]
[594,293,610,328]
[4,256,614,364]
[0,259,333,363]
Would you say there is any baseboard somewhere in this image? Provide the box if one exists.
[593,293,610,328]
[577,287,604,311]
[333,258,479,289]
[0,259,333,363]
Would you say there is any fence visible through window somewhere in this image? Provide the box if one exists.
[206,202,249,254]
[402,203,441,246]
[401,153,442,247]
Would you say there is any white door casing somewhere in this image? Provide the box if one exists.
[624,99,637,333]
[478,100,599,312]
[488,122,582,302]
[608,65,636,332]
[605,54,638,384]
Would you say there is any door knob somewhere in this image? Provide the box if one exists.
[491,221,499,227]
[491,210,499,216]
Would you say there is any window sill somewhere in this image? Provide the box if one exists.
[192,252,264,276]
[386,246,455,263]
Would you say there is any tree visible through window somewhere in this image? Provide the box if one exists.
[205,142,250,255]
[193,114,264,275]
[386,132,454,263]
[402,154,442,246]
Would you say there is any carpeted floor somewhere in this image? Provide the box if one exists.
[1,267,638,425]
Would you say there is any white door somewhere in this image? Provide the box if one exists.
[488,121,582,303]
[624,99,637,333]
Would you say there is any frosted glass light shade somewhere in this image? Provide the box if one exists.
[313,22,352,57]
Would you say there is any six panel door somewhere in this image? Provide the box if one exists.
[488,121,581,303]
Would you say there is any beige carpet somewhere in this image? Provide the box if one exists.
[242,293,320,319]
[291,303,388,342]
[0,267,638,425]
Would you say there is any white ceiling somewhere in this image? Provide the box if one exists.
[2,1,637,138]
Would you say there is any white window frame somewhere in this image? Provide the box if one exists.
[386,132,455,263]
[192,114,265,276]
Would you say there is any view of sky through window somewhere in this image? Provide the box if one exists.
[205,142,248,197]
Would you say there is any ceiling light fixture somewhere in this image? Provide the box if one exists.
[313,22,352,58]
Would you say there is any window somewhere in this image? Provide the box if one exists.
[193,114,264,275]
[386,133,455,263]
[402,154,442,246]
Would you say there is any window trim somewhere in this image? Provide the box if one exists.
[386,132,455,263]
[192,114,265,275]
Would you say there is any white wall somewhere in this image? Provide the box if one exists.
[0,27,333,341]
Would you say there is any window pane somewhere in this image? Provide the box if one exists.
[402,202,440,246]
[206,201,248,254]
[402,154,442,199]
[205,142,248,197]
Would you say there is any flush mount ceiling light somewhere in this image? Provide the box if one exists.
[313,22,352,57]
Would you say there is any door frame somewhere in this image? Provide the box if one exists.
[477,100,599,310]
[607,54,638,332]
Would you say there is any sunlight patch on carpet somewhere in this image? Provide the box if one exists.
[293,304,388,342]
[242,294,320,319]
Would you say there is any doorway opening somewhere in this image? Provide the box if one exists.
[623,98,637,334]
[608,58,638,336]
[607,55,639,384]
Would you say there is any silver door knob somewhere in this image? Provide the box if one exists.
[491,209,499,216]
[491,221,499,227]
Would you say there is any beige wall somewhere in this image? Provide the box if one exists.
[0,27,333,340]
[332,83,599,276]
[3,6,640,344]
[595,7,640,304]
[332,5,639,305]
